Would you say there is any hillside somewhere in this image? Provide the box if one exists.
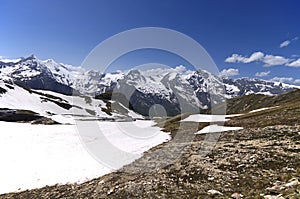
[1,88,299,198]
[217,89,300,127]
[214,88,300,114]
[0,80,142,124]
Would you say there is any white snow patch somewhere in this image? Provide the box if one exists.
[225,114,244,117]
[272,81,300,89]
[182,114,229,122]
[0,122,108,194]
[99,120,170,154]
[195,125,243,134]
[167,72,177,81]
[0,120,170,194]
[249,106,279,113]
[49,114,76,124]
[256,91,274,96]
[225,84,240,93]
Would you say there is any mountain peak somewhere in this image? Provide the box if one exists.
[20,54,38,62]
[29,54,37,59]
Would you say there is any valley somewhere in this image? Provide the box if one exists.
[0,56,299,198]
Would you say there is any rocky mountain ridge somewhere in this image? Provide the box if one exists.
[1,55,298,116]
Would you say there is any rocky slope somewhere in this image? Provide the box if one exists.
[1,90,299,198]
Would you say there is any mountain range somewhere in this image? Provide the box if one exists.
[0,55,299,116]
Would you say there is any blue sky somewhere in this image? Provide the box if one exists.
[1,0,300,84]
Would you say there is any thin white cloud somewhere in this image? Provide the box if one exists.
[255,71,271,77]
[263,55,290,66]
[219,68,239,78]
[246,52,265,63]
[270,77,300,84]
[279,40,291,48]
[224,54,244,63]
[279,37,298,48]
[225,52,293,66]
[173,65,187,73]
[225,52,264,63]
[286,58,300,67]
[291,54,300,58]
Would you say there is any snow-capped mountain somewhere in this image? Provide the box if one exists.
[0,55,82,94]
[112,68,206,116]
[0,55,298,116]
[222,78,298,97]
[0,80,142,123]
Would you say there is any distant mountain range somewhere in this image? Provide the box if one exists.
[0,55,298,116]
